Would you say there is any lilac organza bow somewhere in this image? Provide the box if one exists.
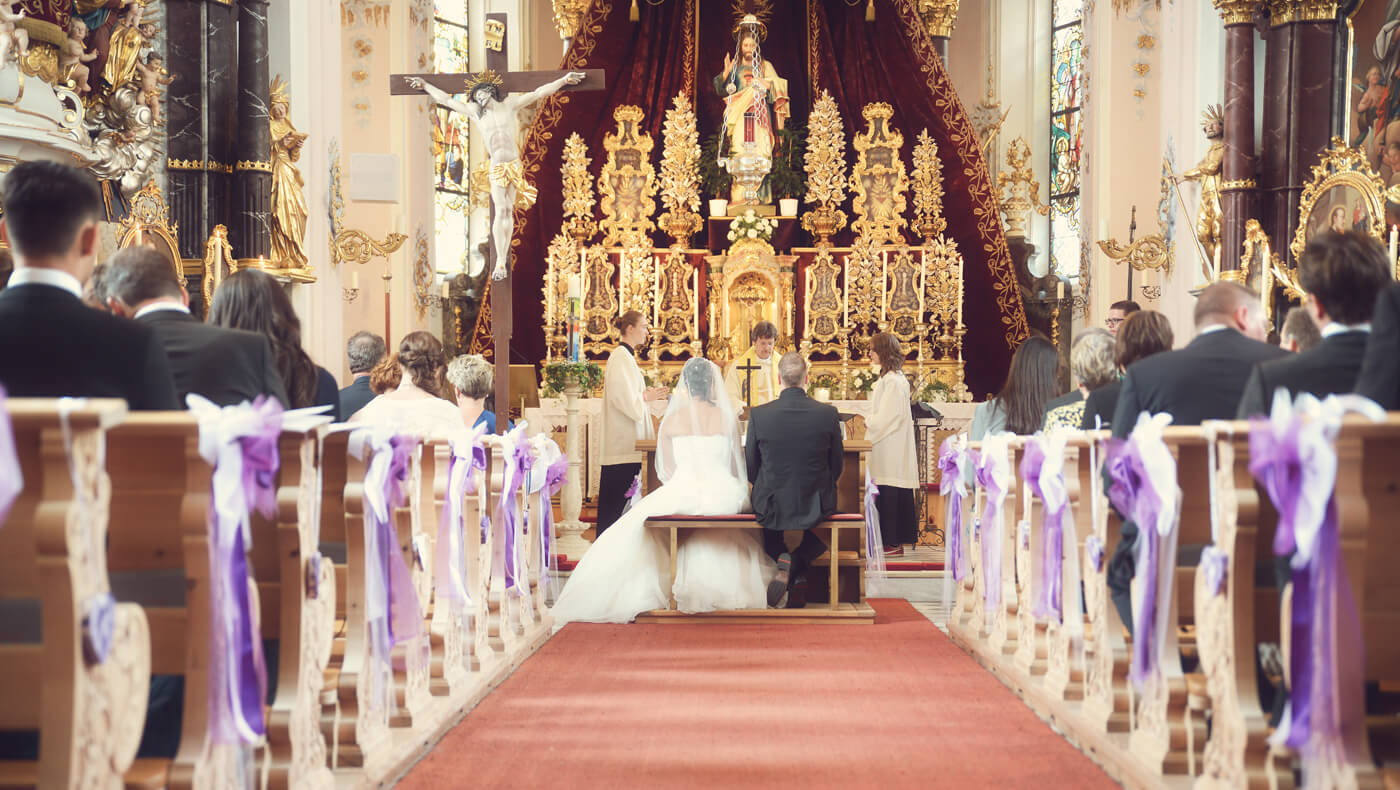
[974,434,1011,614]
[1249,390,1379,771]
[1104,412,1179,693]
[349,427,425,715]
[436,425,488,610]
[536,448,569,586]
[1022,435,1069,622]
[189,394,284,744]
[937,435,969,581]
[863,472,886,578]
[0,385,21,530]
[495,430,533,597]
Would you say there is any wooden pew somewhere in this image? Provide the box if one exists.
[0,399,151,790]
[480,433,550,667]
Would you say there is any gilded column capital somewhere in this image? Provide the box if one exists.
[552,0,588,41]
[1212,0,1261,26]
[918,0,960,39]
[1268,0,1339,26]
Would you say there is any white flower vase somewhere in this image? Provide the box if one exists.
[709,198,729,217]
[813,387,832,403]
[779,198,798,217]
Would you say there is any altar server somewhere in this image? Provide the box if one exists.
[724,320,781,419]
[864,333,919,556]
[598,310,667,536]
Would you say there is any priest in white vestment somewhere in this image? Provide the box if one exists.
[724,320,780,419]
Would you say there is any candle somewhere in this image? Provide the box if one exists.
[1213,245,1222,280]
[619,255,627,315]
[880,251,888,322]
[956,257,963,329]
[1389,225,1397,263]
[804,268,812,337]
[568,272,581,300]
[351,270,359,289]
[917,248,926,320]
[1056,279,1064,300]
[691,268,700,337]
[842,263,849,325]
[442,280,450,299]
[652,256,661,326]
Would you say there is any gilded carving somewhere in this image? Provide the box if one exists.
[201,224,236,307]
[803,247,842,348]
[996,137,1050,238]
[412,227,433,320]
[1268,0,1339,25]
[800,90,848,244]
[916,0,960,38]
[1212,0,1261,25]
[658,93,703,246]
[598,105,657,246]
[560,133,598,243]
[1290,137,1386,264]
[581,246,619,355]
[849,102,908,246]
[553,0,590,41]
[910,130,947,243]
[117,180,183,286]
[270,75,310,272]
[1095,232,1173,281]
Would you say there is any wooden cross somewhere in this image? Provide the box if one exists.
[390,12,605,431]
[736,357,762,410]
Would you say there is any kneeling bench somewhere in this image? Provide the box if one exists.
[637,514,875,625]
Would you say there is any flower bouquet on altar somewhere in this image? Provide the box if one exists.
[849,369,878,398]
[726,210,775,243]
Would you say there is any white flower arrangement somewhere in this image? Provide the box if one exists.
[726,211,775,243]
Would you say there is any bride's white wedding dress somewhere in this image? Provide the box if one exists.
[550,434,775,623]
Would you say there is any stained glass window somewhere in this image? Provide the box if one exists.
[1050,0,1084,279]
[433,0,470,277]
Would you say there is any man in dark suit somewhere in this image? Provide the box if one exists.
[1356,282,1400,410]
[1111,281,1286,438]
[1238,232,1392,418]
[745,352,845,608]
[102,246,288,408]
[1107,281,1285,632]
[339,331,385,418]
[0,161,177,410]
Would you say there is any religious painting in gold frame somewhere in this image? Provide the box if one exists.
[1291,137,1385,264]
[849,102,909,246]
[598,105,657,246]
[116,181,183,286]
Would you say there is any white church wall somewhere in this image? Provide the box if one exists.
[993,0,1053,278]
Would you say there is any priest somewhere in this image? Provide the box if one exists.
[725,321,780,419]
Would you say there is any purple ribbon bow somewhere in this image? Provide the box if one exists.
[1105,434,1172,693]
[937,437,968,581]
[1021,439,1067,623]
[863,473,886,577]
[538,454,569,583]
[436,431,488,608]
[0,384,21,530]
[496,439,534,596]
[1249,412,1366,763]
[362,432,425,713]
[974,448,1006,614]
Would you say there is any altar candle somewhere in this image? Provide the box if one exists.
[842,261,849,325]
[619,255,627,314]
[917,248,926,319]
[442,280,450,299]
[1390,225,1397,263]
[567,272,581,300]
[652,256,661,325]
[804,268,812,337]
[351,270,359,289]
[1056,279,1064,300]
[1213,245,1221,281]
[880,250,889,322]
[691,269,700,337]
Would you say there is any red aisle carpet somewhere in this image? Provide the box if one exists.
[395,600,1116,789]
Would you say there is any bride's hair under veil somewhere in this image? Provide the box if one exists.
[655,358,745,484]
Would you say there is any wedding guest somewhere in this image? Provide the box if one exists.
[865,333,918,557]
[1080,310,1173,430]
[207,268,339,419]
[1278,305,1321,353]
[724,320,780,418]
[598,310,667,536]
[1110,281,1283,438]
[1104,299,1140,336]
[0,160,177,409]
[350,331,461,438]
[1238,232,1391,418]
[103,246,288,408]
[1356,281,1400,410]
[340,330,385,418]
[446,353,497,434]
[970,335,1059,440]
[1044,329,1115,430]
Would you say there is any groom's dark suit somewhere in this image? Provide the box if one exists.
[745,386,844,575]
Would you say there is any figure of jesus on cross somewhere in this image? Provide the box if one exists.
[403,69,584,281]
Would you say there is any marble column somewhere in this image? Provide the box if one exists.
[231,0,272,261]
[1262,0,1337,268]
[921,1,958,61]
[164,0,203,260]
[1214,1,1260,273]
[206,0,238,253]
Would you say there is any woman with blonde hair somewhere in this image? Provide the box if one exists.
[445,353,497,434]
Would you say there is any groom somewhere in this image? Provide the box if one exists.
[745,351,844,607]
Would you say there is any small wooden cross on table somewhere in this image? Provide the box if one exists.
[390,12,604,431]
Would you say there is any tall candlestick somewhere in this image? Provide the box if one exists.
[1389,225,1397,264]
[619,255,627,316]
[880,250,888,323]
[1213,245,1222,281]
[804,268,812,337]
[567,272,581,300]
[652,255,660,326]
[843,253,850,325]
[691,268,700,338]
[917,248,926,321]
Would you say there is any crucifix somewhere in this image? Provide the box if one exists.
[736,357,762,412]
[391,13,604,431]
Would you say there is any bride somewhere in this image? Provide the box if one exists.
[550,358,775,623]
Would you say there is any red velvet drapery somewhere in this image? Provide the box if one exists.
[474,0,1028,398]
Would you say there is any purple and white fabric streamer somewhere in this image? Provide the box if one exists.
[1250,390,1380,782]
[1021,433,1070,622]
[863,472,887,579]
[974,433,1012,615]
[188,393,287,745]
[937,434,970,582]
[494,425,533,598]
[1085,535,1105,573]
[348,425,426,715]
[1104,411,1180,694]
[527,434,568,594]
[436,424,488,612]
[0,385,20,530]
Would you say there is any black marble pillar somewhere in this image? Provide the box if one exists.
[1259,19,1292,262]
[231,0,271,260]
[1219,22,1256,271]
[165,0,203,259]
[206,0,238,252]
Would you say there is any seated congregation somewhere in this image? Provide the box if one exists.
[948,229,1400,786]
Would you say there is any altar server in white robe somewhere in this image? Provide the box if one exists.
[598,310,668,536]
[864,332,919,556]
[724,320,780,419]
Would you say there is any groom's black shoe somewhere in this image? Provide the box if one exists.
[785,573,808,609]
[767,553,792,607]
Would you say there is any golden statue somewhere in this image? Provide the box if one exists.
[1177,105,1224,265]
[995,137,1049,238]
[270,76,309,271]
[102,1,154,90]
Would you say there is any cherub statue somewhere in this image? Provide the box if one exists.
[133,51,172,125]
[0,3,29,72]
[59,19,98,94]
[1177,104,1224,272]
